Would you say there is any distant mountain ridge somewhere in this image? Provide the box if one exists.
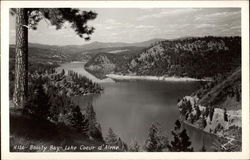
[12,38,165,52]
[76,38,165,50]
[9,38,164,74]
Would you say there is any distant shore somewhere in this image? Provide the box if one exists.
[106,74,210,82]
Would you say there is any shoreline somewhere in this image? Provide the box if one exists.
[106,74,210,82]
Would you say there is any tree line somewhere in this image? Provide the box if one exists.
[104,120,196,152]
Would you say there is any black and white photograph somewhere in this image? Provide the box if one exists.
[1,0,249,159]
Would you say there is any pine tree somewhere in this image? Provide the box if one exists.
[223,108,228,122]
[195,105,201,120]
[61,69,65,76]
[85,103,103,141]
[85,103,97,126]
[24,82,50,118]
[144,123,168,152]
[200,137,206,152]
[11,8,97,109]
[174,120,181,130]
[128,139,140,152]
[201,144,206,152]
[209,106,215,122]
[167,120,193,152]
[117,137,128,151]
[201,115,207,128]
[105,128,118,145]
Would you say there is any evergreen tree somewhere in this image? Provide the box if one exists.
[117,137,128,151]
[85,103,103,141]
[105,128,118,145]
[70,106,88,132]
[144,123,168,152]
[201,115,207,128]
[204,106,209,117]
[85,103,97,125]
[167,120,193,152]
[200,144,206,152]
[174,120,181,130]
[128,139,140,152]
[195,105,201,120]
[11,8,97,109]
[61,69,65,76]
[223,108,228,122]
[189,113,195,124]
[200,137,206,151]
[209,106,215,122]
[24,83,50,118]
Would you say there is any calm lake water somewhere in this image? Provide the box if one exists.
[73,80,218,151]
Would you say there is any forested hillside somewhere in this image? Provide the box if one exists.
[177,68,241,151]
[84,47,145,79]
[85,36,241,79]
[128,36,241,78]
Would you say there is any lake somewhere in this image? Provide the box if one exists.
[73,80,218,151]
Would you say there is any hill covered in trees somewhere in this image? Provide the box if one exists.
[177,68,241,151]
[84,51,142,79]
[129,36,241,78]
[85,36,241,79]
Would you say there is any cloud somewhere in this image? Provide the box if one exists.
[62,34,74,38]
[137,8,200,20]
[205,11,240,18]
[194,10,240,22]
[94,19,137,32]
[135,25,156,29]
[104,19,122,25]
[230,25,241,30]
[196,23,216,29]
[13,8,240,45]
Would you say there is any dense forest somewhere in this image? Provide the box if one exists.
[128,36,241,78]
[85,36,241,79]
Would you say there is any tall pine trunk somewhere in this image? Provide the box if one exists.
[13,8,28,109]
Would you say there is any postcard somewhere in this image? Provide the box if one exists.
[1,0,249,159]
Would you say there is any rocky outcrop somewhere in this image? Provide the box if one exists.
[177,68,242,151]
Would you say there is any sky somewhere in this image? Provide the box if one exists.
[9,8,241,46]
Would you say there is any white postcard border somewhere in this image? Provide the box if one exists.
[1,1,249,159]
